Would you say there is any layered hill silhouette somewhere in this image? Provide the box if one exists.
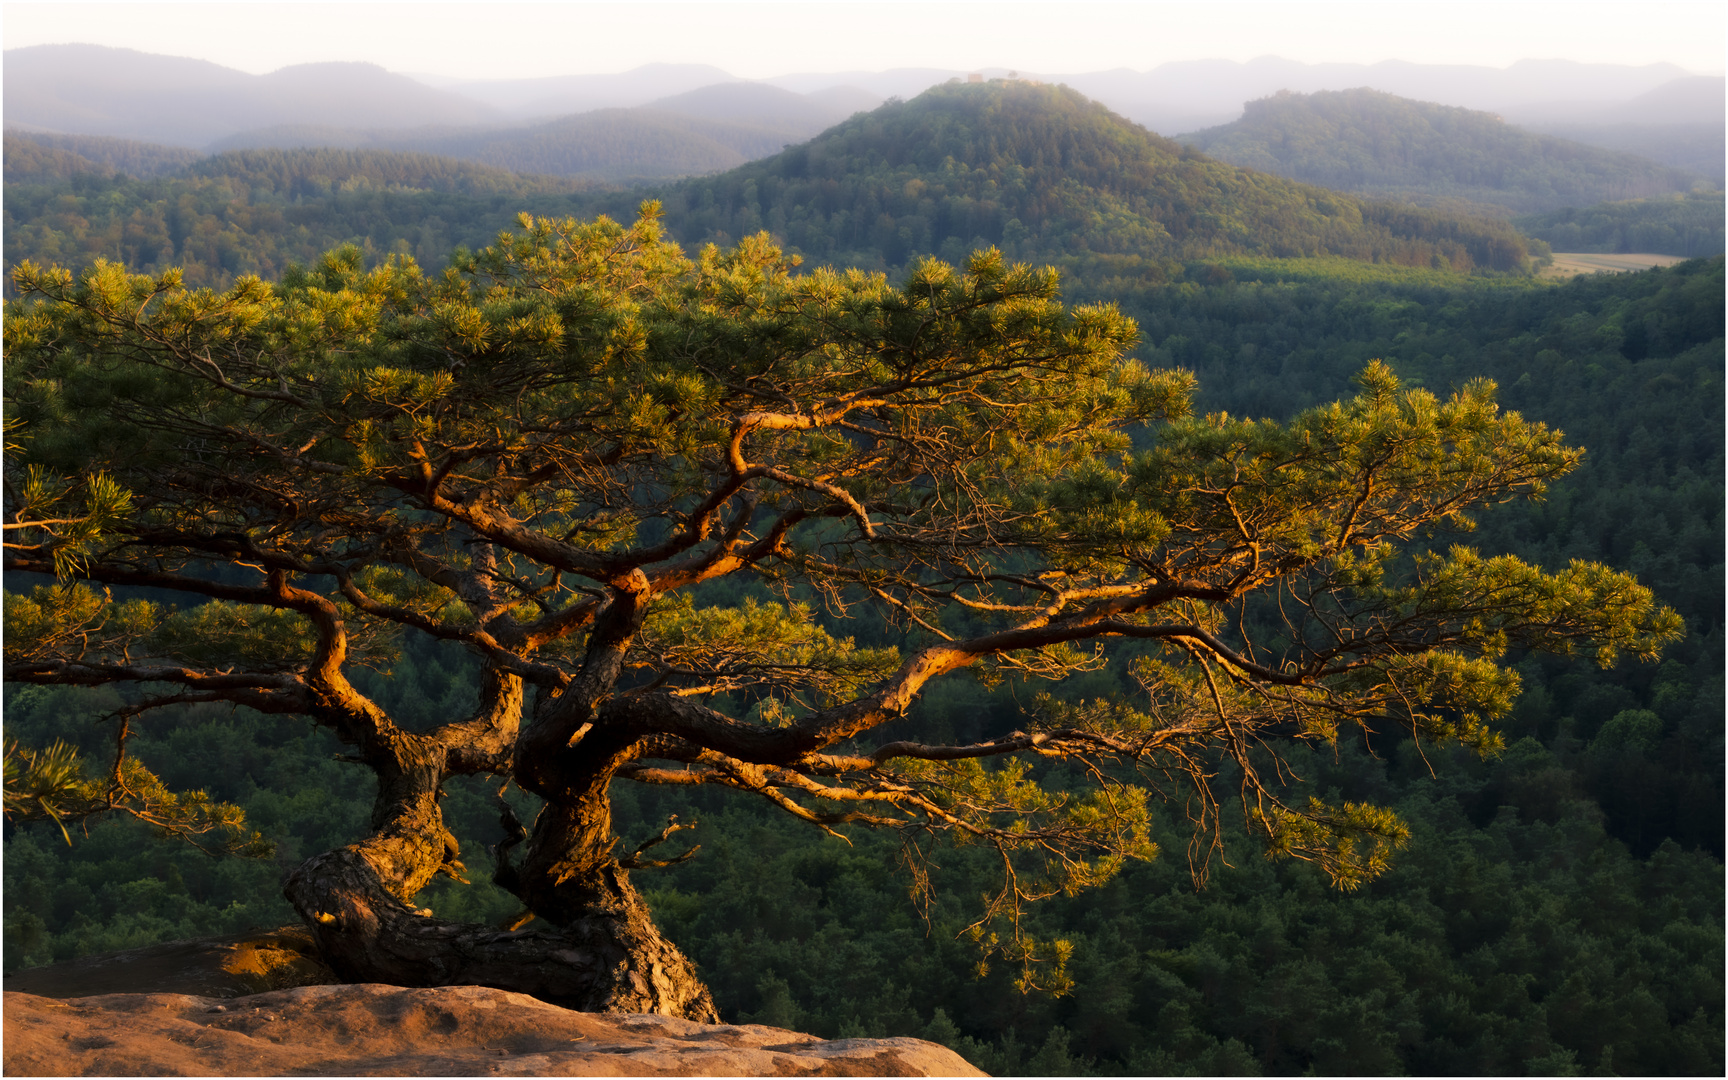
[3,45,503,146]
[4,82,1541,290]
[1527,122,1724,184]
[623,80,1536,274]
[1051,57,1708,139]
[5,45,880,183]
[1520,74,1725,184]
[412,62,744,118]
[13,44,1713,183]
[206,83,882,182]
[1180,89,1710,215]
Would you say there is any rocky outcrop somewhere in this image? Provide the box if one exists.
[2,931,985,1077]
[3,926,337,1000]
[4,984,984,1076]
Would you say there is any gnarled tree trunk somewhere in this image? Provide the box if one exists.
[283,845,715,1018]
[282,699,716,1020]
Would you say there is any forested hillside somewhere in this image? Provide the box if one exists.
[2,139,591,289]
[3,132,202,181]
[1181,89,1708,215]
[3,75,1721,1077]
[606,81,1536,275]
[1515,190,1724,257]
[3,83,1541,294]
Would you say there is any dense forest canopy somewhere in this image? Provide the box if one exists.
[200,109,821,184]
[1180,88,1710,216]
[1514,189,1725,258]
[2,131,202,181]
[2,137,596,291]
[608,81,1537,276]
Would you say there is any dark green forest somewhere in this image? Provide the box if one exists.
[1515,190,1725,258]
[3,80,1722,1076]
[1180,89,1709,216]
[2,136,592,290]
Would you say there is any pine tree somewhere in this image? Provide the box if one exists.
[2,206,1679,1015]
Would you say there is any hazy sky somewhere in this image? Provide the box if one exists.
[5,1,1723,79]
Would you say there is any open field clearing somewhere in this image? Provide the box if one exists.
[1542,251,1690,277]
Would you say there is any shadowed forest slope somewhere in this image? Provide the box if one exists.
[1514,190,1724,258]
[611,81,1536,275]
[1181,88,1709,215]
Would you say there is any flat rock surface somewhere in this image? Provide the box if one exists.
[3,983,987,1076]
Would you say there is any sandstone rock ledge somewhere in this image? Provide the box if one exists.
[4,983,985,1076]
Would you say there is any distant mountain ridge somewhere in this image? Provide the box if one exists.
[8,43,1713,150]
[201,82,880,182]
[611,80,1536,275]
[1523,122,1724,184]
[3,82,1542,296]
[1179,89,1709,215]
[1517,76,1726,183]
[3,45,503,147]
[408,63,745,118]
[759,58,1714,136]
[5,45,883,183]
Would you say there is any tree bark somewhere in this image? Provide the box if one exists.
[283,850,716,1019]
[281,709,717,1020]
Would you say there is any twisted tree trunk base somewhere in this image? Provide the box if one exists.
[284,849,717,1021]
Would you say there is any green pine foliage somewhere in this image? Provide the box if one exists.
[1111,259,1726,865]
[1181,89,1706,215]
